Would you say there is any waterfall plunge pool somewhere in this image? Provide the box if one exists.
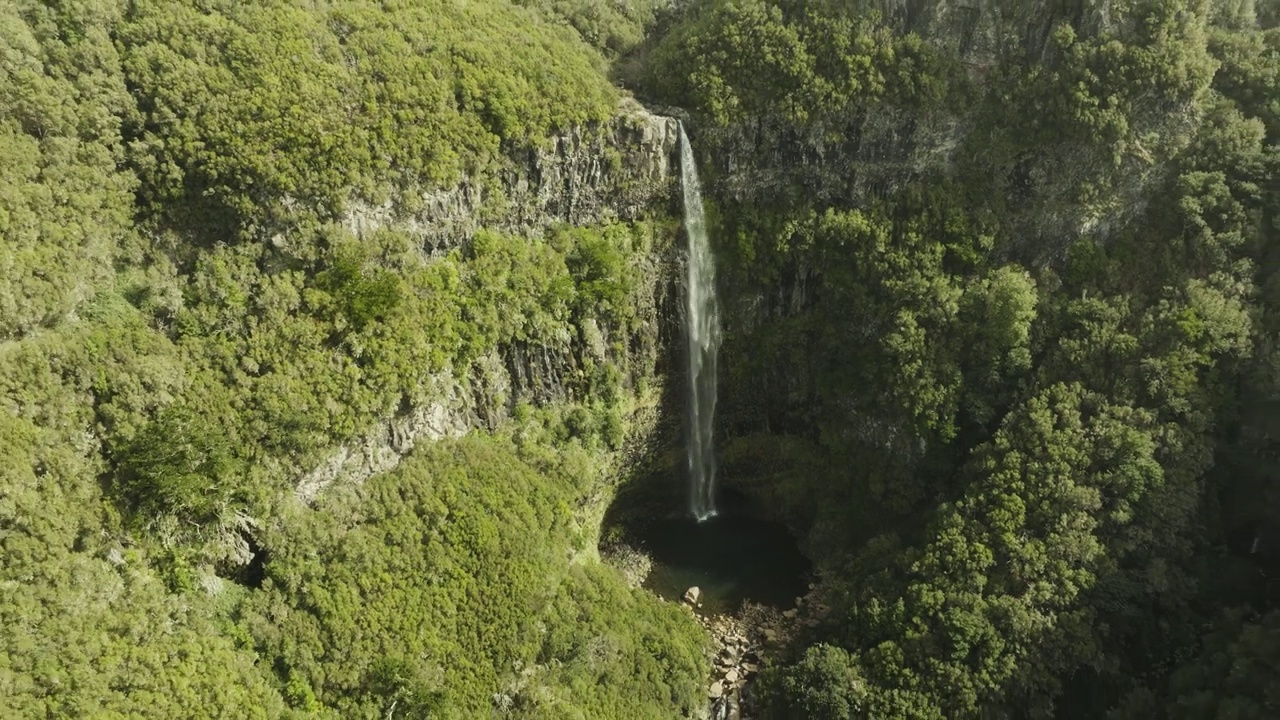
[624,491,812,616]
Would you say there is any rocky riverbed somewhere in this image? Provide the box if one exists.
[683,581,831,720]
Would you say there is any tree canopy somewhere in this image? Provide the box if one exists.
[4,0,1280,718]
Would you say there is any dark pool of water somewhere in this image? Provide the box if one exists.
[635,511,812,616]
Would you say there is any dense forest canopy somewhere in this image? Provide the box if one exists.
[642,0,1280,717]
[2,0,1279,718]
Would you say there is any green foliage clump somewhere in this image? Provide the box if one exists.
[1005,2,1219,162]
[245,434,704,718]
[461,229,577,349]
[1108,608,1280,719]
[718,188,1028,524]
[1162,609,1280,719]
[0,412,287,717]
[559,223,641,326]
[644,0,945,126]
[519,0,666,57]
[311,253,403,334]
[511,562,706,717]
[119,0,618,229]
[763,644,867,719]
[113,403,245,528]
[0,1,136,338]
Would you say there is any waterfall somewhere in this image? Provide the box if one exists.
[678,123,721,522]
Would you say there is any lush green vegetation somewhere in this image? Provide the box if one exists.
[121,0,619,229]
[645,0,949,127]
[643,0,1280,717]
[519,0,666,58]
[6,0,1280,718]
[1,0,701,716]
[245,434,704,718]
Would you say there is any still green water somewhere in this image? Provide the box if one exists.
[637,510,812,616]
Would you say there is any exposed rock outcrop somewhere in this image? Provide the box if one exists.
[295,99,682,502]
[295,371,479,503]
[344,97,680,256]
[600,540,654,589]
[689,581,832,720]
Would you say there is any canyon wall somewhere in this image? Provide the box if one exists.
[298,99,685,500]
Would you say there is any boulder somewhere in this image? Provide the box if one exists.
[684,586,702,605]
[725,668,741,684]
[709,680,725,699]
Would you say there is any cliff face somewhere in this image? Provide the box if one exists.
[298,100,683,501]
[343,97,682,254]
[705,109,1172,265]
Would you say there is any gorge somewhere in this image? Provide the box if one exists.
[4,2,1280,719]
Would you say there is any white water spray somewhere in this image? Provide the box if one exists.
[678,123,721,522]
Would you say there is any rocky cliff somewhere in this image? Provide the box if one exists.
[343,97,682,254]
[298,99,683,501]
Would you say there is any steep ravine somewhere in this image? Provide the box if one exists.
[292,94,824,719]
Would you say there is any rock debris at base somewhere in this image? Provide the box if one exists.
[683,581,831,720]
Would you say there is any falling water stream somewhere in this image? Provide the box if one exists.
[679,123,721,522]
